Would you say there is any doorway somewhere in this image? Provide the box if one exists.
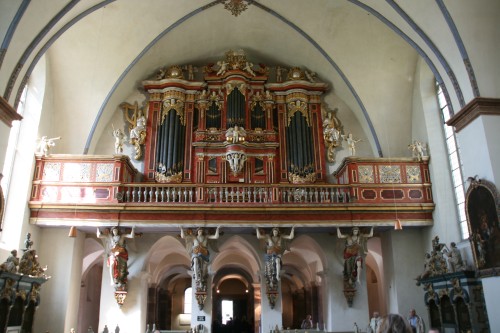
[213,277,253,333]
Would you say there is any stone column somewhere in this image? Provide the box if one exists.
[33,228,85,332]
[446,97,500,332]
[191,271,213,332]
[446,98,500,185]
[259,271,282,332]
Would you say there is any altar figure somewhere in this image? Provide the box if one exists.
[180,227,220,285]
[256,227,295,285]
[97,226,135,288]
[337,226,373,285]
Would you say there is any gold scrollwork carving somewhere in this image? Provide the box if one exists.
[121,101,147,160]
[286,99,309,126]
[155,171,183,183]
[225,80,247,95]
[162,98,185,125]
[250,91,264,110]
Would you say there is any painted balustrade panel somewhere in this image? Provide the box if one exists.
[29,155,432,206]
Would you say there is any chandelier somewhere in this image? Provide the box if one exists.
[220,0,250,17]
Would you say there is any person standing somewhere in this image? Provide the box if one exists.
[301,315,313,329]
[378,314,412,333]
[368,311,381,333]
[407,309,425,333]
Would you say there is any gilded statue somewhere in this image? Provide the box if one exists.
[121,101,147,160]
[322,108,342,162]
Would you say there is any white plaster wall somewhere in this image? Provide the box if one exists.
[34,227,85,333]
[381,229,428,323]
[458,115,500,186]
[482,115,500,185]
[482,276,500,332]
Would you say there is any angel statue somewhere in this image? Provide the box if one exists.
[408,140,427,161]
[342,133,362,156]
[120,101,147,160]
[112,126,126,155]
[256,227,295,286]
[337,226,373,286]
[180,227,221,286]
[39,136,61,156]
[322,109,342,163]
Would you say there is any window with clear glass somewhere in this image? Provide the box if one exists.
[437,83,468,239]
[184,287,192,314]
[1,86,27,197]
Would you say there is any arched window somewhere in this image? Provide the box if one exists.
[184,287,192,314]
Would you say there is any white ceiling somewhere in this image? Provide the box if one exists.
[1,0,496,161]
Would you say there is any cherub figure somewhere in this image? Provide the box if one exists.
[39,136,61,156]
[216,61,229,76]
[408,140,427,161]
[305,70,317,82]
[342,133,362,156]
[112,127,126,154]
[225,125,247,143]
[243,62,256,76]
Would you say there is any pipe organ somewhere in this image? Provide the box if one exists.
[142,50,328,186]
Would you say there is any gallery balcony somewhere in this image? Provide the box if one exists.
[28,154,435,228]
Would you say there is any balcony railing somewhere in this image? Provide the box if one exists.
[117,184,352,204]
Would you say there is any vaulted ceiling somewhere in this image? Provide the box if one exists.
[1,0,494,162]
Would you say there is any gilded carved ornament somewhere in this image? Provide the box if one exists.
[286,99,310,126]
[162,98,185,125]
[225,80,247,95]
[250,90,265,111]
[121,101,147,160]
[156,65,184,80]
[322,106,344,163]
